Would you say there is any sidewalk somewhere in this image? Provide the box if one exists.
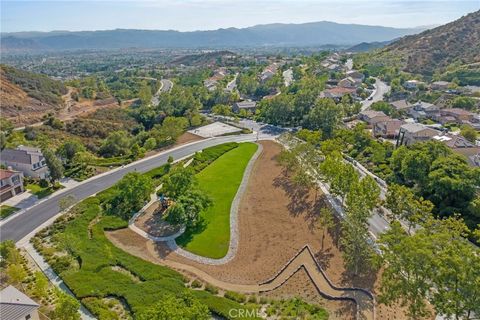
[22,242,96,320]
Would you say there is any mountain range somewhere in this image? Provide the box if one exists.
[0,21,424,52]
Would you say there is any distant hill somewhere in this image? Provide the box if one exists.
[368,10,480,75]
[0,21,423,52]
[347,40,391,52]
[0,65,67,126]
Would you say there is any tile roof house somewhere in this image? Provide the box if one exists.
[338,77,360,88]
[409,101,439,120]
[0,285,40,320]
[0,146,50,179]
[396,123,441,146]
[0,169,24,202]
[389,99,412,111]
[320,87,357,101]
[358,110,391,127]
[440,108,476,122]
[373,118,404,138]
[232,101,257,113]
[346,70,365,81]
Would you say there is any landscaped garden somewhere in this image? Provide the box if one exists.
[31,143,261,319]
[176,142,258,258]
[0,205,19,219]
[26,181,63,199]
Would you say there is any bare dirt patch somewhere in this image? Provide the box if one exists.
[134,201,180,237]
[107,140,430,320]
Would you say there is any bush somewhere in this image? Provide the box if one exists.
[224,291,246,303]
[191,142,238,172]
[191,279,202,288]
[39,179,49,188]
[247,295,257,303]
[204,284,218,295]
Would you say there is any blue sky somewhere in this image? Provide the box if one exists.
[1,0,479,32]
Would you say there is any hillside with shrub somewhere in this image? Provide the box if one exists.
[0,64,67,125]
[357,10,480,79]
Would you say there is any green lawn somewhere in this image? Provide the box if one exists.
[26,183,63,199]
[0,205,19,219]
[176,142,258,258]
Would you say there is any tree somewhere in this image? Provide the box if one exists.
[138,291,210,320]
[317,207,335,250]
[143,137,157,150]
[385,184,433,233]
[6,263,27,284]
[165,190,211,228]
[452,96,476,110]
[43,148,64,182]
[277,148,298,176]
[107,172,154,219]
[306,98,343,138]
[157,117,189,141]
[99,131,132,157]
[377,221,432,319]
[340,218,374,277]
[53,290,81,320]
[211,104,232,116]
[34,271,48,298]
[460,124,477,143]
[162,167,196,199]
[138,81,153,106]
[57,140,86,162]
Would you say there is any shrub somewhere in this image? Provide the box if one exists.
[224,291,246,303]
[204,284,218,295]
[247,295,257,303]
[191,279,202,288]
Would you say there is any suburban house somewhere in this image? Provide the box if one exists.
[232,101,257,113]
[434,134,475,149]
[396,123,440,146]
[0,285,40,320]
[430,81,450,91]
[409,101,439,120]
[403,79,425,90]
[389,99,412,112]
[440,108,476,123]
[319,87,356,101]
[0,169,24,201]
[346,70,365,82]
[338,77,360,88]
[259,63,279,83]
[0,146,50,179]
[373,118,404,138]
[358,110,391,127]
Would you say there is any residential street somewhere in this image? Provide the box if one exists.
[0,134,265,243]
[361,77,390,110]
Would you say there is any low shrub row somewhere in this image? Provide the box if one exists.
[191,142,238,172]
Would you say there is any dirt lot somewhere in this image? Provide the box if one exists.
[107,140,427,320]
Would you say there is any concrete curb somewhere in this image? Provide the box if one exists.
[0,138,214,227]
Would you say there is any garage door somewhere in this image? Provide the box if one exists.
[1,191,13,202]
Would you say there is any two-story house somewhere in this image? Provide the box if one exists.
[0,169,24,201]
[0,146,50,179]
[396,123,440,147]
[0,285,40,320]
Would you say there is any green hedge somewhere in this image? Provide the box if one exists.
[191,142,238,172]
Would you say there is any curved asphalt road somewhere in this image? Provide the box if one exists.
[0,135,258,242]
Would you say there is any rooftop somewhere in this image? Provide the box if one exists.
[0,286,39,320]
